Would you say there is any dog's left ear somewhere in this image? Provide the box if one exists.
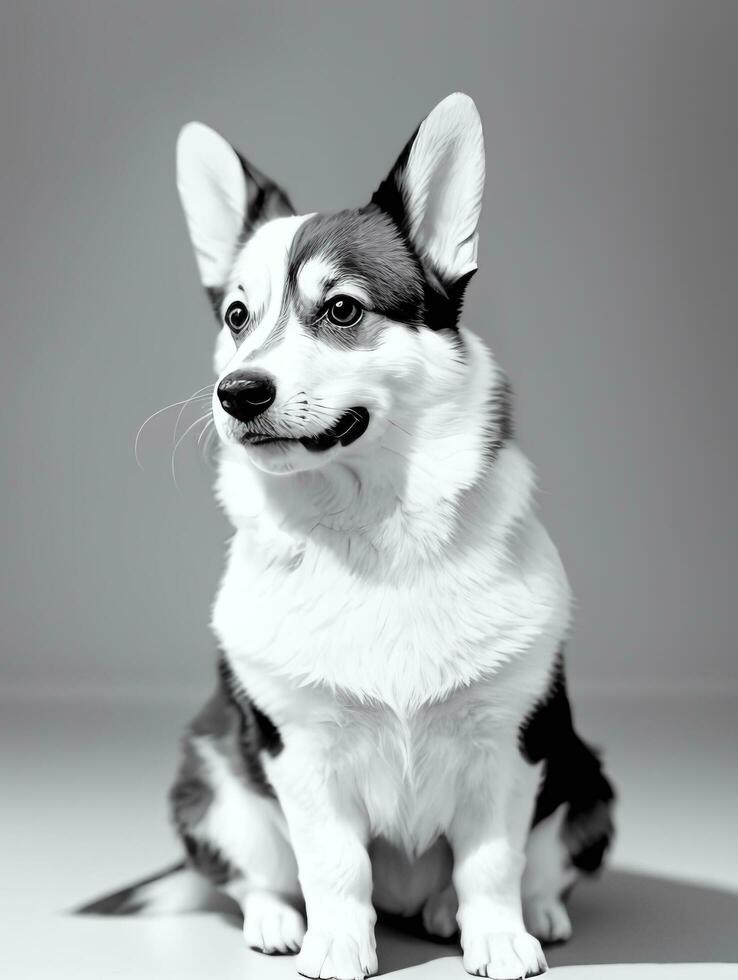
[176,122,294,314]
[372,93,484,303]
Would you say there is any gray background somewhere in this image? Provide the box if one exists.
[2,0,736,700]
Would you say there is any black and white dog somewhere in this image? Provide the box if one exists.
[83,94,614,980]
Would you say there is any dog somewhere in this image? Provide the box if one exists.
[80,94,614,980]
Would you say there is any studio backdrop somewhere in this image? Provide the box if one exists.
[2,0,736,700]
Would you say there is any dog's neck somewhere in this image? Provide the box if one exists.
[217,331,529,574]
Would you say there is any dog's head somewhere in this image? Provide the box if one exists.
[176,94,485,475]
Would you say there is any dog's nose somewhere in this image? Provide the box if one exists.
[217,370,276,423]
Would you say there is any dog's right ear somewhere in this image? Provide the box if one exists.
[176,122,294,315]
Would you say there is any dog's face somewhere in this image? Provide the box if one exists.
[176,94,485,475]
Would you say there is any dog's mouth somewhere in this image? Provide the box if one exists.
[239,407,370,453]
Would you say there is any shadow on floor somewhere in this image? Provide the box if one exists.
[73,868,738,977]
[372,870,738,975]
[210,871,737,974]
[546,870,738,968]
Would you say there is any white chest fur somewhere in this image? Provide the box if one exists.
[212,441,570,709]
[211,452,570,855]
[287,681,547,855]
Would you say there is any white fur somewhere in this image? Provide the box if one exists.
[234,888,306,955]
[297,256,338,303]
[176,122,248,288]
[400,92,485,282]
[176,94,578,979]
[193,736,299,896]
[522,805,577,943]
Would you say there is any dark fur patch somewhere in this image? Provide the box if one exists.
[370,126,418,239]
[370,124,474,329]
[286,204,476,337]
[206,286,225,320]
[218,653,283,758]
[170,741,215,835]
[167,654,284,884]
[520,651,615,874]
[288,208,425,342]
[237,152,294,234]
[182,835,235,887]
[482,375,514,466]
[421,272,474,332]
[170,656,281,812]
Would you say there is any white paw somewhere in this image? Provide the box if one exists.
[524,897,572,945]
[296,928,377,979]
[462,930,547,979]
[422,888,458,939]
[243,891,306,955]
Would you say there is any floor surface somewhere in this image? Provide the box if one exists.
[2,690,737,979]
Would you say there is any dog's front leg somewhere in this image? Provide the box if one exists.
[268,739,377,980]
[449,737,548,979]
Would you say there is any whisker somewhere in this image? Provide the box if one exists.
[172,384,215,451]
[309,403,364,423]
[204,426,219,461]
[170,411,213,489]
[312,403,415,439]
[134,386,213,469]
[197,418,216,462]
[281,390,307,410]
[387,418,414,438]
[198,419,222,465]
[197,418,214,447]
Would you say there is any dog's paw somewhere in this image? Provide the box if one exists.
[243,891,306,955]
[422,887,458,939]
[524,897,572,945]
[461,930,547,979]
[296,928,377,979]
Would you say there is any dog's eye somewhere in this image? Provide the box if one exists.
[326,295,363,328]
[224,300,249,334]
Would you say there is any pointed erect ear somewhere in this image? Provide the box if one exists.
[176,122,294,308]
[371,93,485,293]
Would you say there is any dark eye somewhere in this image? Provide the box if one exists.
[225,300,249,334]
[326,295,363,328]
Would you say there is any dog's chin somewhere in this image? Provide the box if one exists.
[241,438,328,476]
[235,407,371,475]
